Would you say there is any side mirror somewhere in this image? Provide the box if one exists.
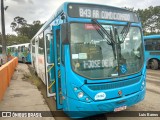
[61,23,69,44]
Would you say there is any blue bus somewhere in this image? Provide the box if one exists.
[7,43,31,63]
[144,35,160,70]
[31,2,146,118]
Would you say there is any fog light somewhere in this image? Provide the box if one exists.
[142,81,145,86]
[141,81,145,90]
[74,87,78,91]
[78,92,84,98]
[86,97,89,101]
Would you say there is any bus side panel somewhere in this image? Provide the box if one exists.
[37,54,46,84]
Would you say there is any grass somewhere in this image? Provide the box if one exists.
[23,65,42,88]
[29,75,42,88]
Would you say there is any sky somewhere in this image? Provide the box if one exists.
[0,0,160,34]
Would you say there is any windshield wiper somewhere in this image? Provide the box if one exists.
[92,19,116,44]
[91,19,117,59]
[119,22,131,43]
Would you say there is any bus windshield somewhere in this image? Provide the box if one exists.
[70,23,144,79]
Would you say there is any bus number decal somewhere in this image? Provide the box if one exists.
[78,7,131,21]
[79,8,91,17]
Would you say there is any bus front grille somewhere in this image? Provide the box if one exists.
[87,77,141,90]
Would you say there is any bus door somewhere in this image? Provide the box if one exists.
[44,25,63,109]
[44,27,55,97]
[53,25,63,109]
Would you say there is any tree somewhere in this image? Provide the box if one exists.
[10,16,27,35]
[6,34,29,45]
[8,17,44,45]
[136,6,160,35]
[10,17,43,39]
[28,20,43,39]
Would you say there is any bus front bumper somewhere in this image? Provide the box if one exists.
[64,88,145,118]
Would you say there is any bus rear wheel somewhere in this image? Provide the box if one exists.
[151,59,159,70]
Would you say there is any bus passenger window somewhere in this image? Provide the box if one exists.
[18,47,21,52]
[10,47,12,52]
[15,48,18,52]
[21,46,24,52]
[46,36,51,63]
[45,29,53,64]
[38,33,44,55]
[155,40,160,50]
[11,47,13,52]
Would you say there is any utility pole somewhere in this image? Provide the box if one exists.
[1,0,6,55]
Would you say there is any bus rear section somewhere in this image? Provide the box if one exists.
[31,2,146,118]
[144,35,160,70]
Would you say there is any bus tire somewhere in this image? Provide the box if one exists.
[151,59,158,70]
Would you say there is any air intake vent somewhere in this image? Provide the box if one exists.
[88,76,141,90]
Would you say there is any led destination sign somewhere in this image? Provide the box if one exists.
[68,4,139,22]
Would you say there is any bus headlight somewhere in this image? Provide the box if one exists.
[74,87,78,91]
[142,81,145,86]
[141,80,145,90]
[141,74,146,90]
[72,85,92,102]
[78,92,84,98]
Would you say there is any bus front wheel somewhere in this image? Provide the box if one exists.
[151,59,159,70]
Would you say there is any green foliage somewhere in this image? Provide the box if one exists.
[6,34,29,45]
[10,16,27,34]
[27,20,43,39]
[136,6,160,35]
[10,16,43,39]
[122,6,160,35]
[13,20,43,39]
[7,17,43,45]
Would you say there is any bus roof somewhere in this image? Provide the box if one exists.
[144,35,160,40]
[7,43,30,48]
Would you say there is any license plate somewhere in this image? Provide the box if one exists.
[114,106,127,112]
